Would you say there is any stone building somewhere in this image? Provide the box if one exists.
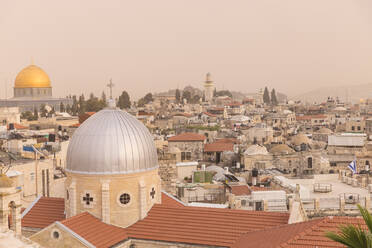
[168,132,206,161]
[243,144,273,170]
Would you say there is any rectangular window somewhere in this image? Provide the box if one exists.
[46,169,50,197]
[186,152,191,160]
[42,170,45,197]
[358,126,361,131]
[181,152,186,161]
[352,126,355,131]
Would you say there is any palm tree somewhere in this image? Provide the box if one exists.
[325,205,372,248]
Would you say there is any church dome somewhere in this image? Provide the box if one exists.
[66,107,158,175]
[14,64,51,88]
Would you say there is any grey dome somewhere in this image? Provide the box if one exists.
[66,108,158,175]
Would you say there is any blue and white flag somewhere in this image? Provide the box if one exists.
[348,160,357,174]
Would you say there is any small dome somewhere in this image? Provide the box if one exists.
[244,145,268,156]
[291,134,311,146]
[270,144,294,154]
[334,106,347,111]
[317,127,332,134]
[66,107,158,175]
[14,64,51,88]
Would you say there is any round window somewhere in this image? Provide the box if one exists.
[119,193,130,205]
[53,231,60,239]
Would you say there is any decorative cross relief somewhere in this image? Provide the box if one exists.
[150,187,156,199]
[83,193,93,205]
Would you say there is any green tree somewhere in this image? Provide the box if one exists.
[78,94,86,114]
[326,205,372,248]
[138,93,153,107]
[190,95,201,104]
[21,111,34,121]
[101,91,107,104]
[271,88,278,105]
[215,90,232,98]
[66,104,71,114]
[117,91,131,109]
[71,95,78,116]
[33,108,39,120]
[182,91,192,103]
[86,93,105,112]
[39,104,48,117]
[175,89,181,103]
[60,102,65,112]
[263,87,270,104]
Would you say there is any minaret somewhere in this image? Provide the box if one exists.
[204,73,215,102]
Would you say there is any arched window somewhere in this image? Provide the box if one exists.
[307,157,313,169]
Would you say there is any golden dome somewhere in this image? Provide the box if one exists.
[14,64,51,88]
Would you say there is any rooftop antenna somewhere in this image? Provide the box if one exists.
[31,56,34,65]
[107,79,115,100]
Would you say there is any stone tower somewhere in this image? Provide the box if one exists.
[0,175,22,235]
[204,73,215,102]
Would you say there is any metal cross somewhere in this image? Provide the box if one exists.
[150,187,156,199]
[83,193,93,205]
[107,79,115,99]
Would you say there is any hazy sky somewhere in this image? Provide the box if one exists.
[1,0,372,100]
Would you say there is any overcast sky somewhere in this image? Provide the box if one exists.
[1,0,372,100]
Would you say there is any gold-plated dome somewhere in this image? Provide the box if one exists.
[14,64,51,88]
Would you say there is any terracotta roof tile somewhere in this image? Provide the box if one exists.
[204,142,234,152]
[233,216,366,248]
[233,218,324,248]
[8,123,28,130]
[61,212,128,248]
[230,185,251,196]
[168,133,206,142]
[215,138,239,144]
[161,192,186,207]
[126,204,289,247]
[22,197,65,229]
[203,112,217,117]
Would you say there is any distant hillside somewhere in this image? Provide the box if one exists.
[292,83,372,103]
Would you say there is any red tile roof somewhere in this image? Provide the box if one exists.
[233,218,324,248]
[215,138,239,144]
[225,102,242,107]
[231,185,251,196]
[203,112,217,117]
[22,197,65,229]
[8,123,28,130]
[250,186,274,192]
[233,216,366,248]
[168,133,206,142]
[173,112,193,118]
[126,204,289,247]
[204,142,234,152]
[61,212,128,248]
[161,192,186,208]
[70,123,80,128]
